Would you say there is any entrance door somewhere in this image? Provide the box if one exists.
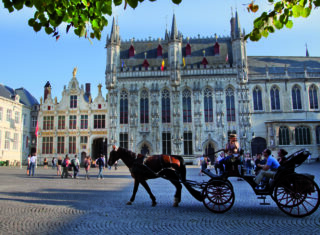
[205,143,215,162]
[251,137,267,157]
[92,138,104,160]
[141,144,150,156]
[80,152,86,167]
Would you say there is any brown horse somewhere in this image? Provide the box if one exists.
[108,146,202,207]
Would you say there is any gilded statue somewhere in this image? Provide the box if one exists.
[73,67,78,77]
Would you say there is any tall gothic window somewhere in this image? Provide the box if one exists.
[309,85,319,110]
[70,95,77,108]
[94,115,105,129]
[161,89,171,123]
[278,126,290,145]
[43,116,54,130]
[183,132,193,155]
[226,88,235,122]
[140,90,149,124]
[69,115,77,129]
[80,115,88,129]
[120,90,128,124]
[57,136,65,154]
[182,89,192,123]
[42,137,53,154]
[58,116,65,130]
[253,86,263,111]
[119,133,128,149]
[295,126,311,145]
[292,85,302,110]
[204,88,214,123]
[316,126,320,145]
[162,132,171,155]
[68,136,76,154]
[270,86,280,110]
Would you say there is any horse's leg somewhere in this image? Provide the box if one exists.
[127,179,139,205]
[139,180,157,207]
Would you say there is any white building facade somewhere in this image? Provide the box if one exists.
[105,14,320,161]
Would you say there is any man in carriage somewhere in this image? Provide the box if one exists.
[254,148,280,189]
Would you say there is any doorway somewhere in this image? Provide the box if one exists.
[251,137,267,157]
[205,142,215,162]
[91,138,108,160]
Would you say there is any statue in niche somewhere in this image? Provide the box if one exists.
[73,67,77,77]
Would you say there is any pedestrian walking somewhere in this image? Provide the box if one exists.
[84,156,91,180]
[51,157,56,169]
[26,154,31,175]
[29,153,37,176]
[61,155,71,178]
[96,154,105,179]
[43,157,48,169]
[57,156,62,176]
[73,155,80,179]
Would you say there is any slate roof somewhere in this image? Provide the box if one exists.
[248,56,320,75]
[120,37,232,68]
[0,84,39,107]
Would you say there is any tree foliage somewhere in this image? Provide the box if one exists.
[2,0,318,41]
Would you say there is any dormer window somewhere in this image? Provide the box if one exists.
[129,45,135,58]
[70,95,77,108]
[157,44,163,57]
[142,59,149,70]
[201,57,208,68]
[48,106,51,111]
[186,43,191,56]
[98,104,102,109]
[214,42,220,55]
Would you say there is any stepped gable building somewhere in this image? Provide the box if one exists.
[0,84,39,165]
[37,69,108,164]
[105,13,320,160]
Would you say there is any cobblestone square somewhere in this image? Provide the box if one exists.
[0,162,319,235]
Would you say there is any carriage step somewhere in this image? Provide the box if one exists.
[257,196,270,205]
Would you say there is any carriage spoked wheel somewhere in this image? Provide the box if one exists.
[202,180,235,213]
[274,174,320,217]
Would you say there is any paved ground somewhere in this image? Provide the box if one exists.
[0,162,319,235]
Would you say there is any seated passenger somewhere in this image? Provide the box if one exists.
[254,149,280,187]
[277,149,288,166]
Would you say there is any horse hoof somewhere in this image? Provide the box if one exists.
[126,201,132,205]
[152,201,157,207]
[173,202,179,207]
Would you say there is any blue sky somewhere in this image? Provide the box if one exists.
[0,0,319,102]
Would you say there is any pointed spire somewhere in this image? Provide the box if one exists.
[235,10,242,38]
[107,17,120,45]
[170,14,178,40]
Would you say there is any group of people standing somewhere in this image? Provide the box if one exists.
[26,153,118,179]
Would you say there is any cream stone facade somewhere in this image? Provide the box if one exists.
[105,13,320,162]
[37,73,108,164]
[0,85,38,165]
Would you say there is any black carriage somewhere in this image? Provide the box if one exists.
[188,149,320,217]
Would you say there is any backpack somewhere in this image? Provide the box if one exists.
[84,160,89,168]
[71,159,75,167]
[62,159,67,167]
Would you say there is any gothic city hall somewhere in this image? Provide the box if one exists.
[37,13,320,163]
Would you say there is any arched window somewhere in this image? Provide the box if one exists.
[316,126,320,145]
[292,85,302,110]
[309,85,319,110]
[253,86,263,111]
[129,45,135,58]
[186,43,191,56]
[295,126,311,145]
[157,44,163,57]
[140,90,149,124]
[120,90,128,124]
[226,88,235,122]
[214,42,220,55]
[278,126,290,145]
[182,89,192,123]
[204,88,213,123]
[270,86,280,110]
[161,89,170,123]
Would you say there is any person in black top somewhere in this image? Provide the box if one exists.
[254,153,266,175]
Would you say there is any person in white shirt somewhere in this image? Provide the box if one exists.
[29,153,37,176]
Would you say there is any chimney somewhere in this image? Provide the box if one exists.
[44,81,51,101]
[85,83,91,96]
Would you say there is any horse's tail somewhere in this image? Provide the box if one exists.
[182,182,203,201]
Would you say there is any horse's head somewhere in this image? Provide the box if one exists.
[108,145,120,166]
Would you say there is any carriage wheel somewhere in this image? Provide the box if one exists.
[202,180,235,213]
[274,174,320,217]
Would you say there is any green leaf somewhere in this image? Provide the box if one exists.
[172,0,182,4]
[127,0,139,8]
[45,27,54,34]
[261,29,269,38]
[114,0,123,6]
[292,5,303,17]
[267,26,275,33]
[28,18,35,27]
[301,7,311,17]
[33,22,41,32]
[285,20,293,28]
[92,19,99,29]
[274,19,283,29]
